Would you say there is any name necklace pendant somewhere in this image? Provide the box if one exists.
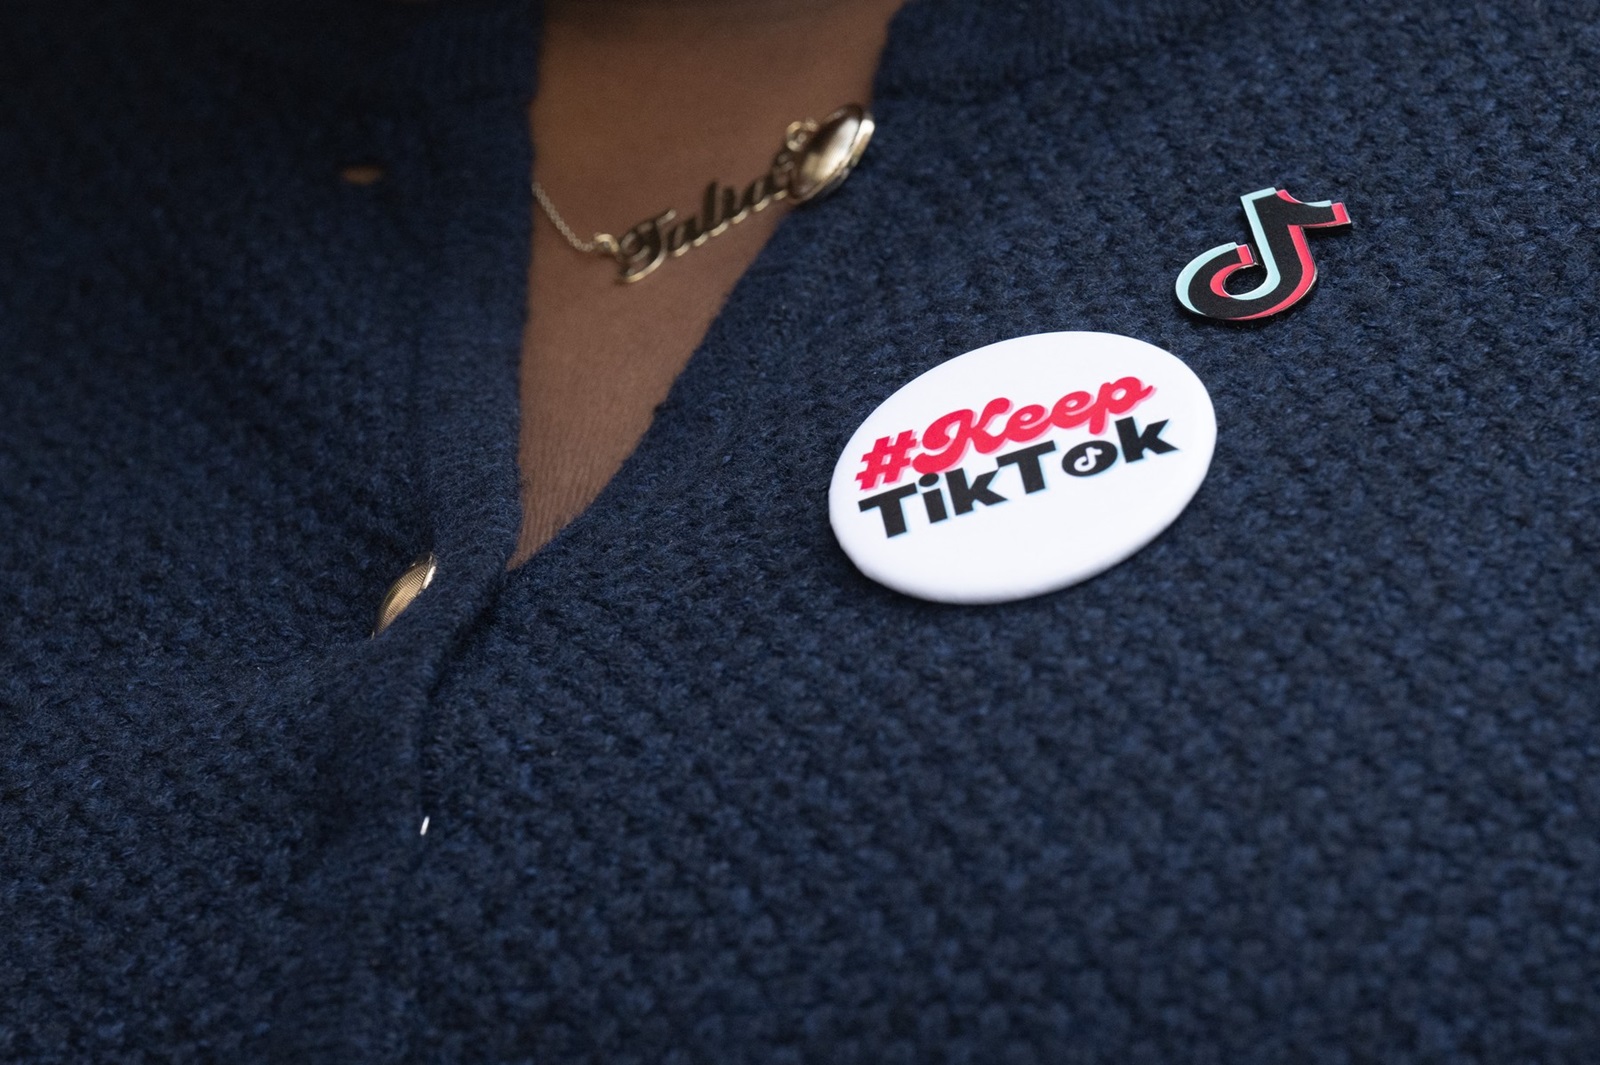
[532,105,874,284]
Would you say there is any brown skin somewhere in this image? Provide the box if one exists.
[515,0,906,564]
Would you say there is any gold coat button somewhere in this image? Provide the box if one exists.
[372,553,436,636]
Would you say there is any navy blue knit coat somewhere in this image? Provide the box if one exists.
[5,0,1600,1060]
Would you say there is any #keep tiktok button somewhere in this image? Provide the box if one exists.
[829,332,1217,604]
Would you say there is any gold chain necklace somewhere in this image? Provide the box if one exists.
[532,104,874,284]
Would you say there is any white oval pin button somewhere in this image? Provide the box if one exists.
[829,331,1216,604]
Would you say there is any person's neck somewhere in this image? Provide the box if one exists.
[531,0,906,241]
[515,0,905,565]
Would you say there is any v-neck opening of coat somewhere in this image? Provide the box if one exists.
[404,0,1255,586]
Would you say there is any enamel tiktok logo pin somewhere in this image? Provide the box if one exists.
[830,332,1216,604]
[1177,187,1351,321]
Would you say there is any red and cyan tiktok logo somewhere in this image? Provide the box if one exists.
[1176,187,1351,322]
[829,332,1216,604]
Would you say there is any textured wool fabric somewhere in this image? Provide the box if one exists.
[4,0,1600,1060]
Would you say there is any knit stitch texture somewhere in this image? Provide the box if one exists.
[4,0,1600,1060]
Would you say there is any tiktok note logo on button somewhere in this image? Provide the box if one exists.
[829,332,1216,604]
